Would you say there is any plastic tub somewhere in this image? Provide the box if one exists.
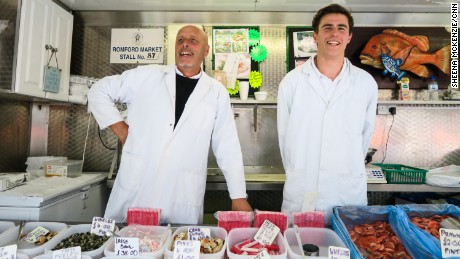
[17,222,68,257]
[284,227,346,259]
[226,228,287,259]
[104,225,171,259]
[43,224,116,259]
[0,221,19,247]
[164,226,227,259]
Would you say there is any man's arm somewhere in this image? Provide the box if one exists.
[231,198,253,212]
[109,121,129,144]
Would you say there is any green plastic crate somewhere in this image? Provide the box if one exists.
[372,163,428,184]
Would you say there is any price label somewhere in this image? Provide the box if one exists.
[252,249,271,259]
[328,246,350,259]
[91,217,115,236]
[254,220,280,245]
[173,240,200,259]
[440,228,460,258]
[187,227,211,240]
[115,237,139,257]
[0,245,17,259]
[22,226,50,243]
[52,246,81,259]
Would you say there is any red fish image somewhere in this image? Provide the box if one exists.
[360,29,450,78]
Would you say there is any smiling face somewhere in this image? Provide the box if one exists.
[313,13,352,59]
[175,25,210,77]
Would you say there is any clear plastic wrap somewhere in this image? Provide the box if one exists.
[127,208,161,226]
[293,211,325,228]
[214,211,254,233]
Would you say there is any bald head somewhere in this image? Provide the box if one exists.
[175,25,210,77]
[176,25,208,45]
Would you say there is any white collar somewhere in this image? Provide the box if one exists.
[175,66,202,79]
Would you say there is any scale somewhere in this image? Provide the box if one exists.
[366,164,387,183]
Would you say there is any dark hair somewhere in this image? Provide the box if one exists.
[312,4,354,34]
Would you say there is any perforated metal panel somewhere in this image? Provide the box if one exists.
[0,0,18,91]
[0,100,30,172]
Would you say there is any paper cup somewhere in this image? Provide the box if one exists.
[239,81,249,100]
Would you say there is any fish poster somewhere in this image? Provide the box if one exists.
[346,27,451,89]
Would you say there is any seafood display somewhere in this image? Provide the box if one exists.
[119,226,164,252]
[20,231,58,245]
[170,231,224,254]
[230,239,280,256]
[52,232,109,252]
[360,29,450,78]
[348,221,411,259]
[410,214,459,239]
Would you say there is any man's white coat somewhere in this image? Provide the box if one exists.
[277,58,378,223]
[88,64,246,224]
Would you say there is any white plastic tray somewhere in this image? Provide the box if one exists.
[284,227,346,259]
[43,224,116,259]
[0,221,19,247]
[104,225,171,259]
[164,226,227,259]
[226,228,287,259]
[17,222,68,257]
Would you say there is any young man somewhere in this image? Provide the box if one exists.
[88,25,252,224]
[277,4,378,224]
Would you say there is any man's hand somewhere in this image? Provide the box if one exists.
[231,198,253,212]
[109,121,129,144]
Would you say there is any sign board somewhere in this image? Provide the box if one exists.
[111,28,165,64]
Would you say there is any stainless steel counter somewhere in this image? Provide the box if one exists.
[108,166,460,192]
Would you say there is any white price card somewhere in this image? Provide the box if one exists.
[0,244,17,259]
[188,227,211,240]
[115,237,139,257]
[440,228,460,258]
[252,249,271,259]
[52,246,81,259]
[91,217,115,236]
[254,220,280,245]
[22,226,50,243]
[173,240,200,259]
[328,246,350,259]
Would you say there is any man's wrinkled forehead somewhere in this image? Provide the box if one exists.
[176,26,207,41]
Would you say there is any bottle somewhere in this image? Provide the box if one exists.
[398,77,410,101]
[428,76,439,101]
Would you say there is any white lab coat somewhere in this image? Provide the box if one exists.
[88,64,247,224]
[277,57,377,224]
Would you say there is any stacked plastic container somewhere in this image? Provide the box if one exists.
[0,221,19,247]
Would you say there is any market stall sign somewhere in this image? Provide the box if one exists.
[254,219,279,245]
[52,246,81,259]
[440,228,460,258]
[110,28,164,64]
[91,216,115,236]
[115,237,139,257]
